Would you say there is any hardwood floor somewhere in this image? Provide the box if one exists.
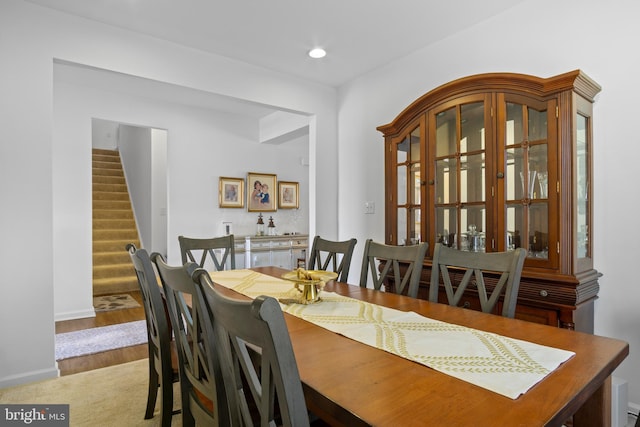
[55,291,149,376]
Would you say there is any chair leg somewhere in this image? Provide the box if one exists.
[159,369,174,427]
[145,363,159,420]
[180,388,196,427]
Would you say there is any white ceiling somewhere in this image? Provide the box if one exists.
[27,0,525,87]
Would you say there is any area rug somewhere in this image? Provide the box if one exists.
[0,359,181,426]
[55,320,148,361]
[93,294,141,312]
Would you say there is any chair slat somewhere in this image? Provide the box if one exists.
[359,239,429,298]
[308,235,357,282]
[429,243,526,318]
[178,235,236,271]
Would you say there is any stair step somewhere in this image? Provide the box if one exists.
[92,154,121,163]
[92,148,119,156]
[93,168,124,178]
[93,209,134,220]
[93,200,131,210]
[94,239,140,252]
[93,276,139,296]
[93,191,130,201]
[93,218,137,230]
[94,229,139,240]
[92,160,123,170]
[93,175,126,185]
[93,183,128,193]
[94,251,132,265]
[93,263,136,279]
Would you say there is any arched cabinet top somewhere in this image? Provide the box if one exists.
[377,70,601,137]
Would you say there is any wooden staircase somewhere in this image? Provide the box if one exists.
[92,148,140,296]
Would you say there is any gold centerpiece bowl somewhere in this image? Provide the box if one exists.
[280,268,338,304]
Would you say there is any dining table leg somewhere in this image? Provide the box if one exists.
[572,375,611,427]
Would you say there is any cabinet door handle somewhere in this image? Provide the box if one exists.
[497,172,504,179]
[539,290,549,297]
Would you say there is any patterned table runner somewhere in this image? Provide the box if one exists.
[208,269,574,399]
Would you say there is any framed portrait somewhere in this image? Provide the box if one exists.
[278,181,299,209]
[218,177,244,208]
[247,172,277,212]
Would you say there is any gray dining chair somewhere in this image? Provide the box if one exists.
[152,253,230,427]
[126,244,179,427]
[429,242,527,318]
[178,234,236,270]
[359,239,429,298]
[308,235,357,282]
[194,268,311,427]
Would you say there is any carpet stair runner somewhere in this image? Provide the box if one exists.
[93,148,140,296]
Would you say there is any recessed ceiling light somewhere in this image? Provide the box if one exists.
[308,48,326,59]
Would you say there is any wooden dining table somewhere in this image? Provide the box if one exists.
[212,266,628,427]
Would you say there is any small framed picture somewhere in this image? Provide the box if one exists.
[247,172,277,212]
[219,177,244,208]
[278,181,299,209]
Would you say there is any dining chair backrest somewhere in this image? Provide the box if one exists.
[126,244,178,426]
[151,253,230,427]
[359,239,429,298]
[308,235,357,282]
[429,243,527,318]
[178,234,236,271]
[194,269,310,427]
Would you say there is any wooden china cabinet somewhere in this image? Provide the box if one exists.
[377,70,601,332]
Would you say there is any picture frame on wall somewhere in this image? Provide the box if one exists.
[219,177,245,208]
[278,181,299,209]
[247,172,277,212]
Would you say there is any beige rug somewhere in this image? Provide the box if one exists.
[0,359,181,426]
[93,294,141,312]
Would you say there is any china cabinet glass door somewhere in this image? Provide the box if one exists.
[430,95,490,252]
[394,125,422,245]
[499,94,556,267]
[575,95,594,271]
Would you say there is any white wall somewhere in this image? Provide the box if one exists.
[151,128,168,257]
[337,0,640,407]
[0,0,58,386]
[119,124,154,250]
[91,119,119,150]
[0,0,336,387]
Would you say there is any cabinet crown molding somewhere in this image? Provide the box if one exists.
[377,70,601,137]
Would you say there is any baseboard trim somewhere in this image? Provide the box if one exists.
[0,366,59,389]
[55,308,96,322]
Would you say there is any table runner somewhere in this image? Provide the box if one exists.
[208,269,574,399]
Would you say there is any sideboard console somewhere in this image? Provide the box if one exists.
[234,234,309,270]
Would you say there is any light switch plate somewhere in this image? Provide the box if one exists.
[364,201,375,214]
